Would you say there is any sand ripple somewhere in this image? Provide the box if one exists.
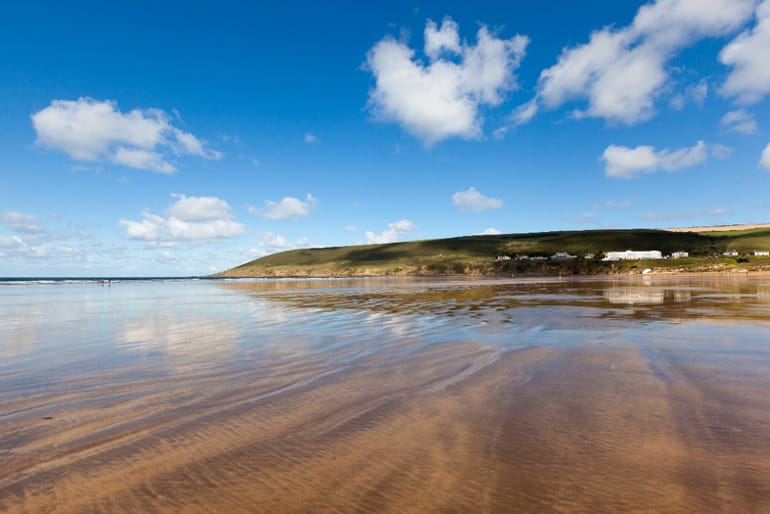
[3,341,770,512]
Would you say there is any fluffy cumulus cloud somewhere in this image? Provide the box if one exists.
[165,193,233,222]
[366,17,529,145]
[478,227,502,235]
[720,1,770,104]
[249,194,318,220]
[119,194,244,244]
[601,140,728,178]
[721,109,758,134]
[518,0,755,125]
[365,219,415,244]
[31,98,222,173]
[0,211,45,234]
[451,187,503,212]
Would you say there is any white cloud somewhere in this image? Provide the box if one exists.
[0,235,54,259]
[688,80,709,105]
[166,194,233,222]
[670,79,708,109]
[119,194,244,244]
[258,231,290,252]
[761,142,770,170]
[250,194,318,220]
[721,109,758,134]
[492,126,508,140]
[31,98,221,173]
[366,17,529,145]
[344,225,358,232]
[304,133,319,144]
[0,211,45,234]
[173,128,221,159]
[365,219,415,244]
[0,236,24,251]
[0,212,98,266]
[0,230,99,266]
[158,250,178,262]
[711,144,734,159]
[112,147,175,174]
[478,227,502,235]
[602,140,728,178]
[511,98,539,126]
[720,1,770,104]
[451,187,503,212]
[523,0,754,125]
[249,231,311,257]
[424,17,462,60]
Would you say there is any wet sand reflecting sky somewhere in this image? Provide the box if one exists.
[2,276,770,512]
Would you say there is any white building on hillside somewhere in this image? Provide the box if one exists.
[670,251,689,259]
[755,250,770,257]
[603,250,663,261]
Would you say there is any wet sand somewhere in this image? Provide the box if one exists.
[2,277,770,512]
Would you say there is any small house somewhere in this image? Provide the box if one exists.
[603,250,663,261]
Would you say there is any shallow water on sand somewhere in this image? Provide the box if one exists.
[2,276,770,512]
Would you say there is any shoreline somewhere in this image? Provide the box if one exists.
[213,267,770,280]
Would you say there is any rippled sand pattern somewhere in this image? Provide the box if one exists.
[2,277,770,512]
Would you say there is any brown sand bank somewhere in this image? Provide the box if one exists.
[666,223,770,232]
[3,341,770,512]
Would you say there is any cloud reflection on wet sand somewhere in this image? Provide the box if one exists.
[2,276,770,512]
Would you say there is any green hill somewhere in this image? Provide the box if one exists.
[215,228,770,277]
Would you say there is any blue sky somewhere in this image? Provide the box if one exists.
[2,0,770,276]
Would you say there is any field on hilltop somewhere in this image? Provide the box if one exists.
[215,227,770,278]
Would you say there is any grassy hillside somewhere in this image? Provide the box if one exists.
[699,227,770,253]
[216,228,770,277]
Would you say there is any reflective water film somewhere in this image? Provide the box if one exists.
[2,276,770,512]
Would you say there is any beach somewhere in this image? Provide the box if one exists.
[2,277,770,512]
